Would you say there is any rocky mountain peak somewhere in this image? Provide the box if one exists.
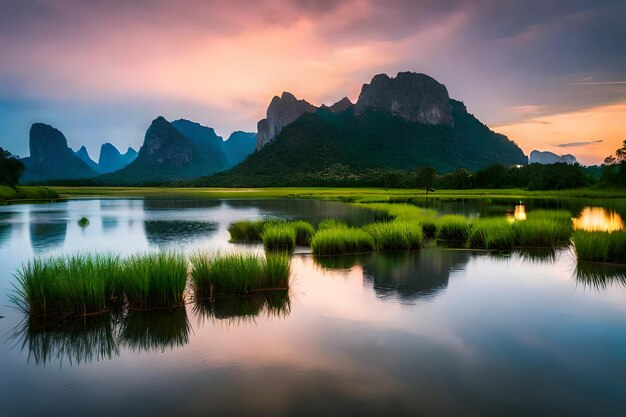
[329,97,353,113]
[22,122,98,182]
[29,123,70,162]
[529,150,577,165]
[256,91,317,149]
[74,145,99,172]
[355,72,454,126]
[98,143,137,174]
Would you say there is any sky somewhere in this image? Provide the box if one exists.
[0,0,624,165]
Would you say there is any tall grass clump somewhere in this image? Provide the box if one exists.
[513,218,572,248]
[360,203,437,222]
[436,215,471,244]
[573,230,626,263]
[311,227,375,256]
[11,254,121,318]
[317,219,348,230]
[191,253,290,296]
[526,210,572,223]
[263,253,291,289]
[120,252,187,310]
[468,218,515,249]
[365,221,423,250]
[419,218,438,239]
[227,220,267,242]
[290,220,315,245]
[262,224,297,252]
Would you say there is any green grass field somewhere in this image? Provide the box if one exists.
[48,186,626,203]
[0,185,59,201]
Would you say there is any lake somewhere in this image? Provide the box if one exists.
[1,198,625,417]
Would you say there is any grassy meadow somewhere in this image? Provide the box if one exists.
[0,185,59,201]
[49,186,626,203]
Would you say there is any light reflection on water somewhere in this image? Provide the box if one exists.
[572,206,624,232]
[1,199,626,417]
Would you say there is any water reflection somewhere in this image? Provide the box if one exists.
[575,263,626,290]
[121,309,190,353]
[29,210,67,254]
[0,212,12,246]
[144,220,217,247]
[362,250,470,303]
[194,291,291,326]
[10,315,119,366]
[10,308,192,366]
[224,199,379,227]
[315,250,471,304]
[572,207,624,232]
[515,248,558,264]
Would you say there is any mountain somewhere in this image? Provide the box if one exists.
[355,72,453,125]
[197,72,528,186]
[256,92,316,149]
[74,146,100,172]
[98,143,137,174]
[529,150,576,165]
[171,119,230,172]
[223,131,257,166]
[328,97,353,113]
[20,123,99,183]
[100,116,221,184]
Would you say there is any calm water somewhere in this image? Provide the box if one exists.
[1,198,626,417]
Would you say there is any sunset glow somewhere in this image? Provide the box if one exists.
[1,0,625,162]
[572,207,625,232]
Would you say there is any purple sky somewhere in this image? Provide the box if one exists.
[1,0,625,164]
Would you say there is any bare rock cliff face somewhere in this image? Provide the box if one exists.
[21,123,98,182]
[529,150,577,165]
[355,72,454,126]
[256,92,316,149]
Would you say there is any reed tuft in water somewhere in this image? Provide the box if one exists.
[118,252,187,310]
[365,221,423,250]
[262,224,297,252]
[311,227,375,256]
[290,220,315,245]
[190,252,290,296]
[11,254,122,318]
[436,215,471,244]
[513,218,572,248]
[573,230,626,264]
[468,218,515,249]
[227,219,268,242]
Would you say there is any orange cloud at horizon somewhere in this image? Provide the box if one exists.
[493,103,626,165]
